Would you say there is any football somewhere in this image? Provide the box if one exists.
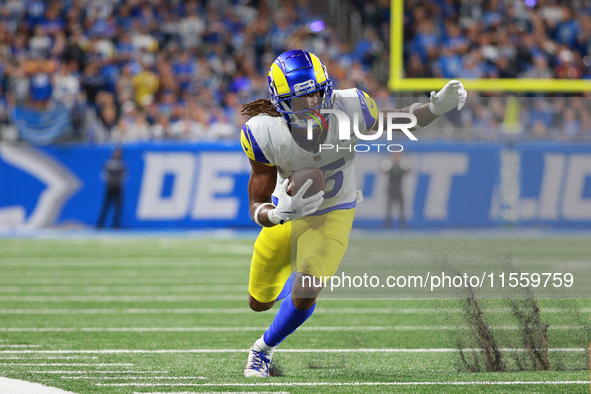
[286,167,325,198]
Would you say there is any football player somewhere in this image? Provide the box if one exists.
[240,49,466,377]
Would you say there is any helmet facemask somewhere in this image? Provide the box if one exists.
[270,79,333,130]
[267,50,334,130]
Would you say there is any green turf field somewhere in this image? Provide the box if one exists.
[0,235,590,393]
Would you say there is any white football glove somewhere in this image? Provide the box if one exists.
[267,179,324,225]
[429,80,467,116]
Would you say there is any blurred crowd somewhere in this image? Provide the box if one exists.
[403,0,591,80]
[394,0,591,141]
[441,96,591,141]
[350,0,591,141]
[0,0,589,144]
[0,0,384,143]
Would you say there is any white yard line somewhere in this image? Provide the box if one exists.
[0,356,99,360]
[0,348,587,355]
[0,363,133,366]
[134,392,289,394]
[0,285,245,291]
[28,371,167,374]
[63,376,206,380]
[0,245,252,256]
[0,308,251,314]
[0,279,246,285]
[0,289,245,295]
[0,325,588,332]
[0,273,237,280]
[0,295,247,302]
[0,308,252,315]
[102,381,591,387]
[0,345,42,347]
[0,261,246,268]
[0,295,589,310]
[1,307,591,314]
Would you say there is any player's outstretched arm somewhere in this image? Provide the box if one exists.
[375,80,467,131]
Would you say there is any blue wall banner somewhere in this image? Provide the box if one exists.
[12,103,72,145]
[0,141,590,229]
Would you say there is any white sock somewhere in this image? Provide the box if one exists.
[254,335,275,354]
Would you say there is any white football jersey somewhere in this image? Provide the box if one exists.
[241,88,378,214]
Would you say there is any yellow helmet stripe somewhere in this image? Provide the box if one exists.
[269,63,290,96]
[309,54,327,84]
[240,125,273,165]
[240,126,256,161]
[363,91,379,121]
[356,89,379,131]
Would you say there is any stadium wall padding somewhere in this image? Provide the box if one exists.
[0,141,590,229]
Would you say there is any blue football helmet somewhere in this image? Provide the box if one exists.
[268,49,333,129]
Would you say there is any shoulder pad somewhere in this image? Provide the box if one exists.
[332,89,379,132]
[355,89,379,132]
[240,117,274,166]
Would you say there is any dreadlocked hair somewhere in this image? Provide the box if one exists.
[241,99,281,118]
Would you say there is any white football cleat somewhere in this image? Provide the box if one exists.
[244,346,273,377]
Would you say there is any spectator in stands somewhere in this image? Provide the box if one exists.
[561,107,581,140]
[580,110,591,139]
[81,62,106,107]
[528,98,554,130]
[434,47,463,79]
[461,51,486,79]
[522,55,552,79]
[178,1,205,49]
[98,105,118,136]
[151,114,170,140]
[132,63,159,108]
[52,62,81,108]
[405,53,427,78]
[0,85,8,132]
[28,26,52,58]
[29,72,52,108]
[110,101,151,143]
[531,121,550,140]
[555,48,583,79]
